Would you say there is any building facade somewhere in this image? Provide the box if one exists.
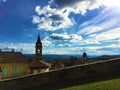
[0,50,30,79]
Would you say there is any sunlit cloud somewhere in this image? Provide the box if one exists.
[32,5,73,31]
[0,43,35,54]
[87,27,120,42]
[33,0,107,31]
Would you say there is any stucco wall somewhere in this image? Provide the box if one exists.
[0,58,120,90]
[0,62,30,78]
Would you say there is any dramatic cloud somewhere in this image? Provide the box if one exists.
[32,5,73,31]
[50,33,71,40]
[53,0,78,8]
[52,0,104,14]
[83,27,120,44]
[0,43,35,54]
[31,0,120,55]
[95,27,120,41]
[32,0,107,31]
[50,33,82,42]
[78,7,120,35]
[53,0,120,10]
[49,14,63,21]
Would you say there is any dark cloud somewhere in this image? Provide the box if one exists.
[50,33,71,40]
[49,14,63,21]
[50,36,70,40]
[54,0,82,8]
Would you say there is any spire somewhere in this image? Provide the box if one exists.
[37,34,41,43]
[36,33,42,60]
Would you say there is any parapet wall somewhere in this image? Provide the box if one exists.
[0,58,120,90]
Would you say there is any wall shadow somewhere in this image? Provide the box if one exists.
[26,72,120,90]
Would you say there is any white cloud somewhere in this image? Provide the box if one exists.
[78,15,120,35]
[0,43,35,54]
[79,27,120,46]
[30,0,120,55]
[33,0,120,31]
[81,40,100,45]
[58,44,72,47]
[33,0,105,31]
[1,42,118,55]
[50,33,71,40]
[50,33,83,43]
[102,0,120,8]
[32,5,73,31]
[68,43,120,55]
[94,27,120,41]
[43,47,73,54]
[52,0,104,15]
[42,39,52,46]
[70,34,82,42]
[32,15,41,24]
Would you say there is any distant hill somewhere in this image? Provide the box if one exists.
[93,55,120,60]
[24,54,120,61]
[24,54,82,60]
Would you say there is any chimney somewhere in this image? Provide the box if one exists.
[11,49,15,52]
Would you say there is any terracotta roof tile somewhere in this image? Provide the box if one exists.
[0,52,27,63]
[29,60,51,69]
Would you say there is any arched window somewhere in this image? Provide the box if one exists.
[38,49,40,53]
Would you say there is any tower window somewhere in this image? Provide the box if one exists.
[38,49,40,53]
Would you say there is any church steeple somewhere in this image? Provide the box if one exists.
[35,34,42,60]
[37,34,41,43]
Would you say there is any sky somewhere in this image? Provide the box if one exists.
[0,0,120,55]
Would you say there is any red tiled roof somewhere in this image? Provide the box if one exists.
[29,60,51,69]
[0,51,27,63]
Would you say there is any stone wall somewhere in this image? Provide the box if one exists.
[0,58,120,90]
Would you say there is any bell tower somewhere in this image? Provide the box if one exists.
[82,52,87,63]
[35,34,42,60]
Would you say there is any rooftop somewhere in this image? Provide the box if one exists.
[29,60,51,69]
[0,51,27,63]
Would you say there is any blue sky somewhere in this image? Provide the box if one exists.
[0,0,120,55]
